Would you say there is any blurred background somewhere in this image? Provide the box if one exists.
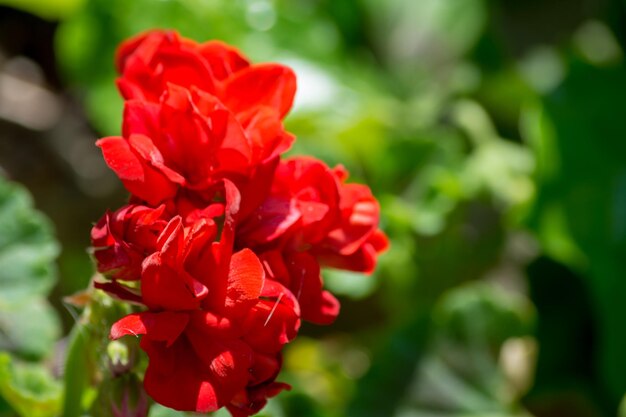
[0,0,625,416]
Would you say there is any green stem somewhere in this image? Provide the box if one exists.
[61,324,90,417]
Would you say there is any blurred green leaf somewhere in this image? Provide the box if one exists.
[324,269,378,299]
[347,311,431,417]
[527,59,626,406]
[433,283,534,347]
[0,177,60,361]
[0,178,59,308]
[524,256,606,416]
[363,0,487,69]
[0,353,61,417]
[0,300,60,361]
[397,283,535,416]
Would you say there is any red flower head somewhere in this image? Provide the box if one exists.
[116,31,297,169]
[98,82,293,206]
[91,204,170,302]
[92,30,387,417]
[109,231,300,412]
[237,157,387,324]
[312,167,390,274]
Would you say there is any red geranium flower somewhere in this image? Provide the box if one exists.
[91,30,387,417]
[237,157,387,324]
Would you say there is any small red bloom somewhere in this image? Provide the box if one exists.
[99,83,293,206]
[91,204,168,281]
[238,157,340,248]
[116,30,296,120]
[240,157,387,271]
[312,172,390,274]
[110,277,299,412]
[111,311,253,412]
[237,157,386,324]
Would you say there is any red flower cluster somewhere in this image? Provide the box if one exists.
[92,30,387,416]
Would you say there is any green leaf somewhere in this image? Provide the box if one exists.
[0,179,59,308]
[526,60,626,405]
[0,177,60,361]
[0,300,61,361]
[398,283,535,416]
[0,353,61,417]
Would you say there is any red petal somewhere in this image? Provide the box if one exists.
[316,290,341,325]
[226,249,265,310]
[227,382,291,417]
[97,136,179,205]
[156,216,184,264]
[325,184,379,255]
[198,40,250,81]
[154,48,216,93]
[122,100,160,139]
[97,136,144,181]
[315,235,386,274]
[186,332,253,402]
[223,64,296,119]
[261,279,301,317]
[116,30,219,101]
[242,289,301,353]
[90,211,114,247]
[142,253,207,311]
[368,229,390,253]
[142,336,221,412]
[239,106,294,163]
[238,157,279,220]
[128,134,185,185]
[110,311,189,346]
[115,30,174,73]
[286,252,339,325]
[275,157,341,244]
[238,197,300,245]
[188,311,243,339]
[249,352,281,385]
[184,219,218,267]
[221,179,241,251]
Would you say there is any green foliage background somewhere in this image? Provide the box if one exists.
[0,0,625,416]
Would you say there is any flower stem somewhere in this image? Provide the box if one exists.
[61,324,90,417]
